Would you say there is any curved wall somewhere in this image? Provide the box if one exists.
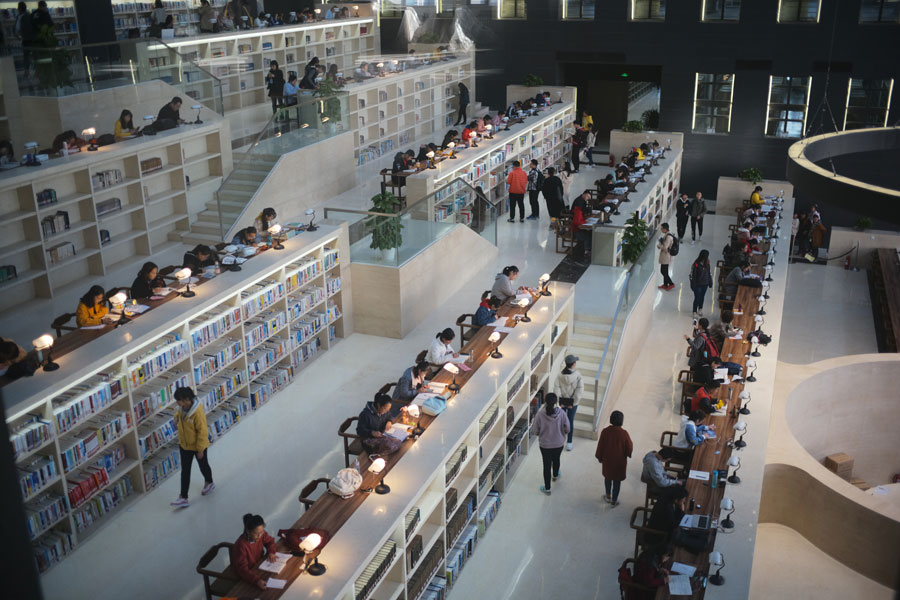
[785,361,900,485]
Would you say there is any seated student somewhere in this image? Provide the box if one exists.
[426,328,458,364]
[570,192,593,258]
[689,380,721,414]
[0,339,25,376]
[597,174,614,197]
[684,318,717,369]
[474,293,501,326]
[391,152,411,187]
[231,226,258,246]
[640,448,684,496]
[440,129,459,150]
[114,109,140,141]
[131,261,165,299]
[460,122,475,146]
[254,208,277,237]
[723,261,751,297]
[691,356,721,386]
[52,130,87,155]
[282,73,300,102]
[183,244,218,273]
[491,265,523,302]
[750,185,764,206]
[0,340,41,380]
[646,486,688,547]
[354,62,374,80]
[708,310,734,350]
[633,546,671,596]
[393,360,430,404]
[230,513,277,591]
[673,410,715,451]
[75,285,109,327]
[157,96,185,125]
[356,393,404,455]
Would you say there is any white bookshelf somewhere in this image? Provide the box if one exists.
[112,0,228,39]
[0,1,81,48]
[285,282,574,600]
[0,122,231,313]
[4,225,349,575]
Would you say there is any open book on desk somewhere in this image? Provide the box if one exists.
[257,552,292,573]
[385,423,412,441]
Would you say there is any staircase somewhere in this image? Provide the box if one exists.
[568,314,622,440]
[181,152,280,246]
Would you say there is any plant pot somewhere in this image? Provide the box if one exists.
[378,248,397,262]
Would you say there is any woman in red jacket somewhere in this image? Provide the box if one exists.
[570,191,593,259]
[594,410,633,506]
[231,513,278,590]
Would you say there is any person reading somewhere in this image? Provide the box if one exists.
[230,513,277,591]
[356,393,404,455]
[183,244,218,273]
[75,285,109,327]
[157,96,185,125]
[114,109,140,141]
[491,265,523,302]
[131,261,165,299]
[392,360,430,404]
[688,380,721,414]
[474,293,501,326]
[231,226,258,246]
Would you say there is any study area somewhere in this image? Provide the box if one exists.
[1,1,899,600]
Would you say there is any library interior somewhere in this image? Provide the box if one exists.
[0,1,898,599]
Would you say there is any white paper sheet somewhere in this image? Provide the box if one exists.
[492,326,514,333]
[671,562,696,576]
[80,325,106,330]
[668,574,692,596]
[385,423,411,441]
[266,577,287,589]
[257,552,292,573]
[688,470,710,481]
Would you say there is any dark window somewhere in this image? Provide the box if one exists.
[844,78,894,129]
[766,76,811,138]
[631,0,666,21]
[564,0,595,19]
[703,0,741,21]
[693,73,734,134]
[859,0,900,23]
[778,0,820,22]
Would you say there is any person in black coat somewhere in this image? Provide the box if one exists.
[299,56,319,89]
[675,193,691,242]
[646,486,688,546]
[183,244,218,273]
[157,96,184,125]
[131,261,165,299]
[265,60,285,113]
[542,167,565,222]
[356,393,404,455]
[454,82,470,126]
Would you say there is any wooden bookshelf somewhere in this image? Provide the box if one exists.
[4,225,350,575]
[0,122,230,314]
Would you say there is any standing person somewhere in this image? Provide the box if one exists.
[15,2,34,76]
[454,82,469,126]
[555,355,584,451]
[149,0,166,37]
[265,60,285,113]
[170,387,214,508]
[571,126,585,172]
[198,0,216,32]
[581,108,593,130]
[657,223,675,290]
[560,161,573,206]
[542,166,565,229]
[585,126,597,168]
[506,160,527,223]
[594,410,633,506]
[689,192,707,243]
[526,159,544,220]
[531,393,569,495]
[790,212,799,260]
[688,249,713,318]
[675,193,690,242]
[299,56,319,89]
[796,212,811,259]
[809,214,827,260]
[231,513,277,590]
[685,318,717,368]
[32,0,53,29]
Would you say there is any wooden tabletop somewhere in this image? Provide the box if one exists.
[223,291,540,598]
[876,248,900,345]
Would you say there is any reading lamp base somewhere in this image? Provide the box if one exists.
[734,438,747,449]
[448,381,460,393]
[739,406,751,415]
[181,289,196,298]
[746,374,757,382]
[727,474,741,484]
[307,559,326,576]
[490,349,502,359]
[519,315,531,323]
[43,361,60,372]
[709,572,725,586]
[375,481,390,495]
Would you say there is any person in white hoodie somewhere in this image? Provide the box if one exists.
[555,354,584,451]
[491,265,523,302]
[425,327,458,365]
[531,393,570,495]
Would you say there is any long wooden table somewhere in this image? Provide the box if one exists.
[875,248,900,350]
[223,291,541,598]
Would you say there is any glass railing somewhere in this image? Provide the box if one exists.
[216,90,351,238]
[14,38,224,114]
[323,177,498,267]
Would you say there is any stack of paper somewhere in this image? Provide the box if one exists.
[257,552,292,573]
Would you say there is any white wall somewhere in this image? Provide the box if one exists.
[828,226,900,269]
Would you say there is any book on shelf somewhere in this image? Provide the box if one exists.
[248,366,294,410]
[354,539,397,600]
[133,371,189,424]
[128,334,189,388]
[18,456,57,500]
[24,493,68,540]
[65,445,125,509]
[71,476,134,533]
[11,415,53,459]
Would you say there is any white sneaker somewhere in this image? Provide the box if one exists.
[566,442,573,451]
[170,497,189,508]
[201,482,216,496]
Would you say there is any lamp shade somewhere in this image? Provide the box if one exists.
[443,362,460,375]
[710,551,724,567]
[376,62,384,68]
[174,267,192,280]
[191,104,203,110]
[728,455,740,467]
[81,127,96,138]
[143,115,154,121]
[539,273,550,283]
[485,124,493,131]
[754,315,763,323]
[368,457,386,474]
[314,8,321,13]
[734,421,747,432]
[24,141,38,150]
[407,405,420,419]
[426,151,435,158]
[33,334,54,350]
[109,292,128,305]
[738,391,750,400]
[447,142,455,148]
[517,297,530,308]
[306,208,315,216]
[299,532,322,553]
[268,224,282,234]
[746,359,756,368]
[488,331,501,343]
[721,497,734,511]
[353,5,359,8]
[750,335,759,343]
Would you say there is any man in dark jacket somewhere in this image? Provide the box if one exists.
[689,192,707,243]
[157,96,184,125]
[32,1,53,29]
[675,193,690,242]
[542,167,565,226]
[356,393,403,454]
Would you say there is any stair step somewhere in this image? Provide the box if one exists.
[180,231,223,245]
[574,314,615,325]
[191,220,222,236]
[573,323,612,338]
[572,419,595,440]
[220,181,259,193]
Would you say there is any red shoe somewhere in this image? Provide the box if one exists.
[658,284,667,289]
[666,284,676,291]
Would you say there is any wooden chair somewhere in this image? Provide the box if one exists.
[629,507,668,562]
[377,381,397,396]
[415,349,443,377]
[677,370,701,414]
[338,416,363,468]
[158,265,178,280]
[196,542,239,600]
[298,477,331,512]
[51,313,77,338]
[555,216,574,254]
[660,431,691,473]
[617,558,656,598]
[456,313,480,344]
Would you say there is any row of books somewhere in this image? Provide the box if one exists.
[445,444,468,487]
[506,418,528,458]
[137,409,176,459]
[11,415,53,460]
[143,445,180,490]
[445,523,478,588]
[478,404,500,441]
[244,309,288,350]
[91,168,124,191]
[404,506,421,540]
[530,343,545,370]
[420,576,448,600]
[327,324,338,343]
[45,241,76,266]
[19,456,58,501]
[247,338,290,379]
[477,490,501,536]
[249,366,294,410]
[293,335,322,365]
[133,371,190,425]
[193,339,243,385]
[286,257,323,292]
[354,539,397,600]
[407,543,445,600]
[33,530,75,574]
[65,445,126,508]
[127,334,190,388]
[25,493,68,540]
[507,370,526,403]
[41,210,71,237]
[447,492,476,549]
[72,476,134,533]
[292,311,327,347]
[241,279,285,319]
[407,534,423,572]
[207,398,251,443]
[325,301,342,323]
[189,305,242,352]
[287,286,325,322]
[197,369,245,414]
[60,411,132,473]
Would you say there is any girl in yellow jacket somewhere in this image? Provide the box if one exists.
[171,387,215,508]
[75,285,109,327]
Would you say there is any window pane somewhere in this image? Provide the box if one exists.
[704,0,741,20]
[779,0,819,22]
[860,0,900,22]
[845,78,893,129]
[767,76,810,138]
[500,0,526,17]
[694,73,734,133]
[633,0,666,20]
[563,0,595,18]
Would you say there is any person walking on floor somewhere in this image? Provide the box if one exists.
[585,126,597,167]
[571,125,586,172]
[542,166,565,230]
[555,355,584,451]
[790,212,799,261]
[796,212,811,259]
[675,193,690,242]
[526,159,544,220]
[594,410,633,506]
[170,387,215,508]
[657,222,676,290]
[689,192,707,243]
[809,213,827,261]
[454,82,469,126]
[531,393,569,495]
[688,249,713,318]
[506,160,527,223]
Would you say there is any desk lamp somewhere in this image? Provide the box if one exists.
[426,150,436,169]
[756,295,767,316]
[764,265,773,282]
[720,497,736,531]
[745,359,757,382]
[556,90,563,104]
[241,15,249,28]
[484,123,493,139]
[538,273,551,296]
[174,268,195,297]
[443,362,461,392]
[748,335,761,357]
[738,390,751,415]
[754,314,764,331]
[761,282,770,301]
[502,116,510,131]
[313,8,321,19]
[517,297,531,322]
[489,331,502,359]
[368,457,390,494]
[191,104,204,124]
[376,62,384,76]
[32,334,59,372]
[268,224,285,250]
[766,249,775,266]
[733,421,748,448]
[109,291,132,326]
[82,128,98,151]
[353,5,360,16]
[727,456,742,484]
[447,141,457,159]
[23,141,40,166]
[468,130,478,148]
[709,551,726,586]
[299,533,326,575]
[305,208,318,231]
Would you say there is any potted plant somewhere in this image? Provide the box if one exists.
[621,211,649,264]
[523,74,544,87]
[622,120,643,133]
[370,191,403,261]
[641,109,659,130]
[853,216,873,231]
[737,167,763,184]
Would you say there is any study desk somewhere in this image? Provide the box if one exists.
[875,248,900,348]
[223,284,575,600]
